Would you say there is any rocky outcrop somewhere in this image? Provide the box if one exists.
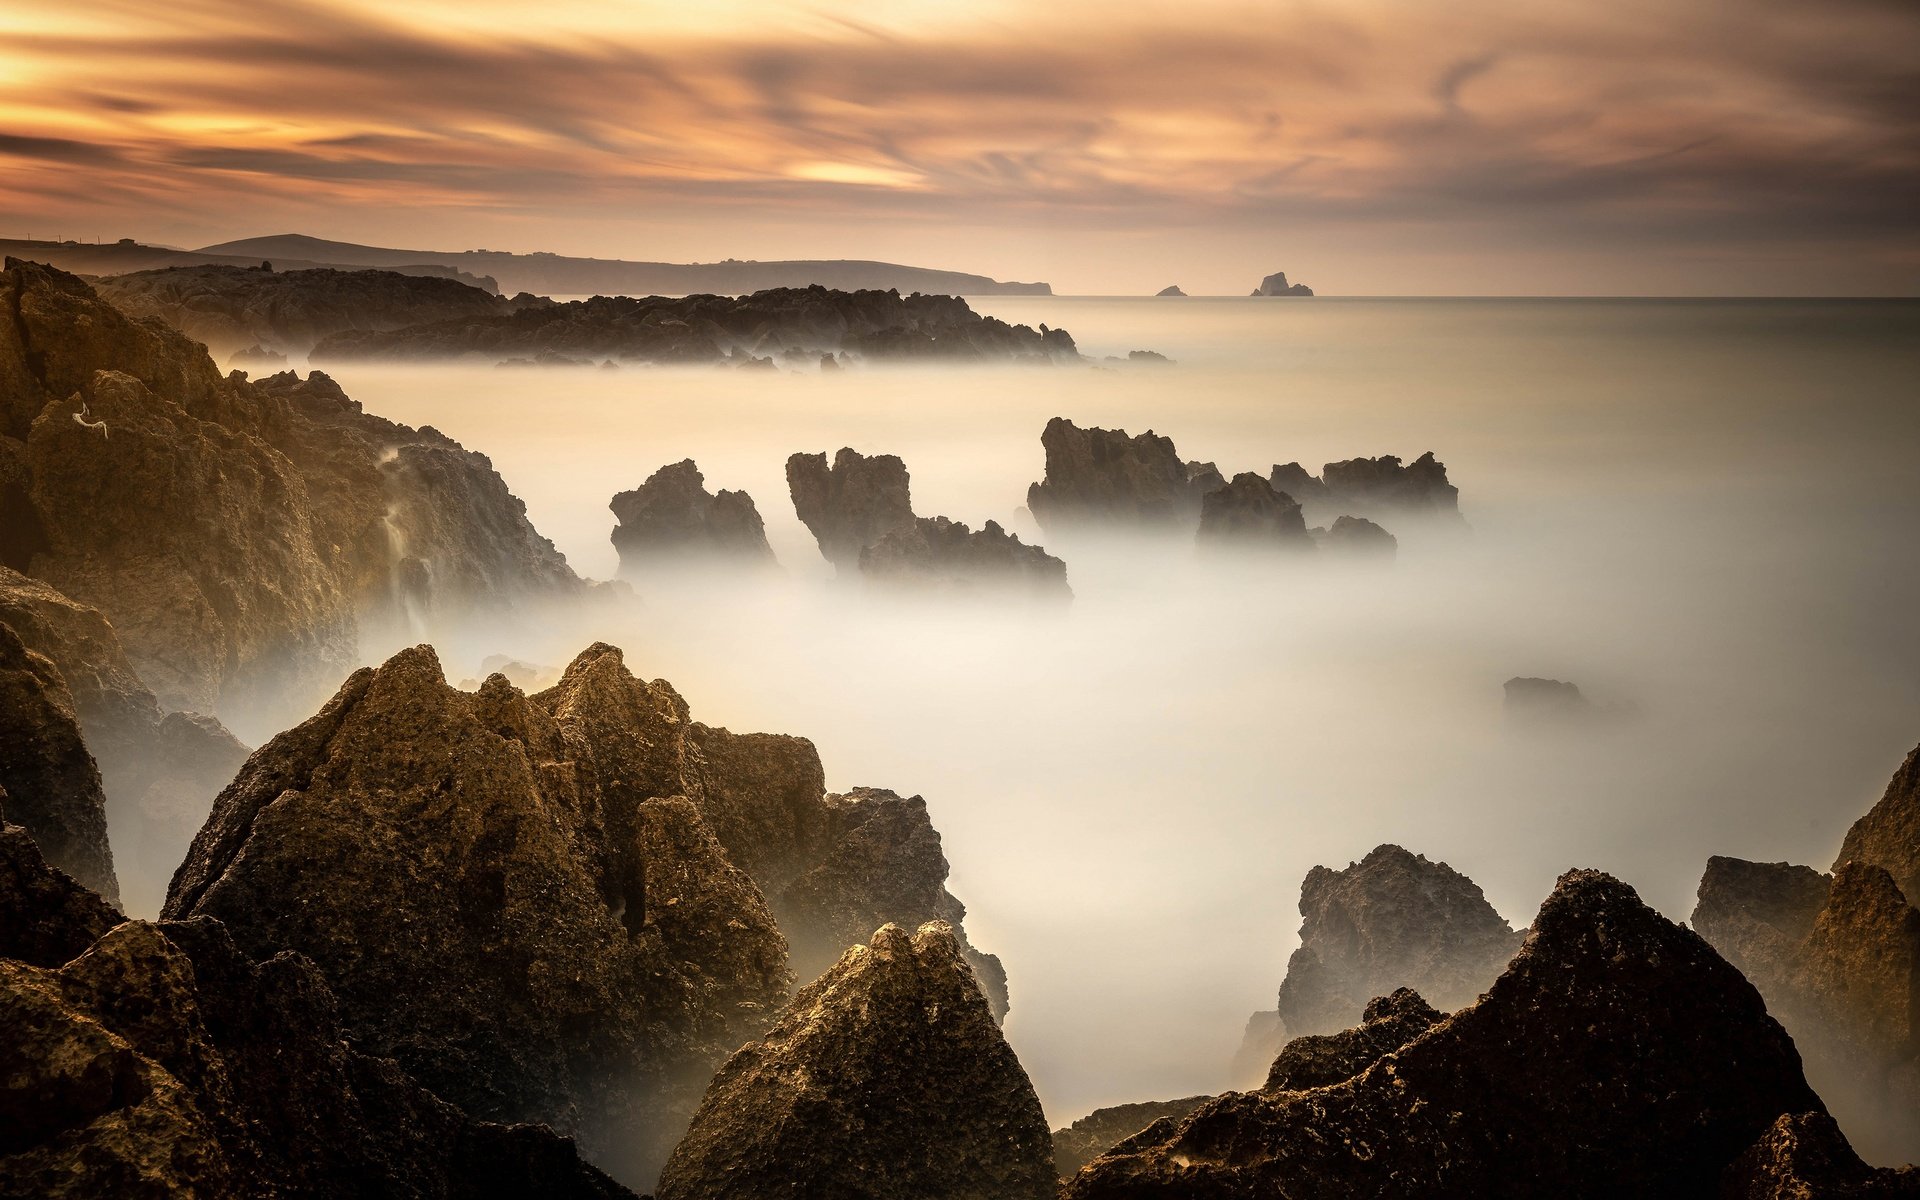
[1027,418,1218,532]
[1264,987,1441,1091]
[93,264,509,358]
[1321,514,1397,557]
[1251,271,1314,297]
[1272,844,1524,1038]
[1196,473,1313,549]
[1269,462,1330,509]
[610,460,776,575]
[1836,740,1920,902]
[0,622,116,902]
[1053,1097,1211,1178]
[791,447,1068,597]
[311,286,1080,366]
[1271,453,1461,524]
[0,813,632,1199]
[655,921,1055,1200]
[1504,675,1593,724]
[1723,1112,1920,1198]
[1155,286,1188,297]
[1065,870,1825,1198]
[0,259,583,724]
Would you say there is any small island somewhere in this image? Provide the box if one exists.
[1251,270,1314,297]
[1155,285,1187,297]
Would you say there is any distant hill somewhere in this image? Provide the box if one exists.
[197,234,1052,297]
[0,238,498,291]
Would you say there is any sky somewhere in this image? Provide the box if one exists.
[1,0,1916,294]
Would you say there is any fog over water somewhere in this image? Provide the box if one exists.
[315,296,1920,1127]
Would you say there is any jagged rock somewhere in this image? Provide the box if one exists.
[1027,418,1215,532]
[1065,870,1824,1198]
[1186,460,1226,495]
[1264,987,1441,1091]
[1693,856,1832,986]
[1504,676,1593,724]
[787,448,916,571]
[1269,462,1330,508]
[1836,740,1920,902]
[1274,844,1524,1038]
[0,817,631,1199]
[311,286,1080,366]
[655,921,1055,1200]
[610,459,776,575]
[0,621,116,902]
[94,264,508,357]
[1723,1111,1920,1198]
[1271,453,1461,524]
[1322,514,1397,557]
[0,260,582,724]
[1053,1097,1211,1178]
[1155,286,1187,297]
[1250,271,1314,297]
[1197,473,1313,549]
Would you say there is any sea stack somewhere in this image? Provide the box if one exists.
[1250,271,1314,296]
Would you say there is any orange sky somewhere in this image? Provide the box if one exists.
[2,0,1916,293]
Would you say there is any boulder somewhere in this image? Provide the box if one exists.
[655,921,1055,1200]
[1251,271,1314,297]
[1065,870,1825,1198]
[1196,473,1313,550]
[610,459,777,575]
[0,621,116,902]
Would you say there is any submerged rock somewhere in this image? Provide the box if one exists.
[1053,1097,1212,1178]
[1197,473,1313,549]
[0,622,116,902]
[1027,417,1212,532]
[610,459,777,575]
[1066,870,1824,1198]
[655,921,1055,1200]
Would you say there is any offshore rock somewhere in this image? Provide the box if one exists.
[1251,271,1314,297]
[1053,1097,1212,1178]
[94,264,508,358]
[1269,462,1330,508]
[1723,1112,1920,1198]
[655,921,1055,1200]
[1027,417,1215,532]
[1322,514,1398,558]
[1504,676,1594,725]
[1065,870,1823,1198]
[610,459,777,575]
[1196,473,1313,549]
[1323,451,1460,518]
[1264,987,1441,1091]
[0,621,116,902]
[1155,286,1188,297]
[786,448,916,571]
[311,285,1081,366]
[1274,844,1524,1037]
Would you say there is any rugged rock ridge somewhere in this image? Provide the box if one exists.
[0,813,632,1199]
[1264,986,1441,1091]
[655,921,1055,1200]
[310,285,1080,366]
[1066,870,1826,1198]
[93,263,513,358]
[610,459,777,575]
[1723,1111,1920,1197]
[1027,418,1211,532]
[0,621,116,902]
[0,259,583,725]
[789,447,1069,598]
[1053,1097,1212,1178]
[1837,740,1920,903]
[1251,271,1314,297]
[1272,453,1460,524]
[1196,472,1313,549]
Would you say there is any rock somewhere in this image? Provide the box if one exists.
[94,264,507,357]
[1692,856,1832,986]
[1229,1009,1288,1087]
[0,621,116,902]
[311,285,1081,366]
[1322,451,1460,518]
[1836,740,1920,903]
[1129,349,1173,364]
[227,344,287,369]
[1027,417,1214,532]
[1274,844,1524,1038]
[1504,676,1594,724]
[1322,514,1397,557]
[1155,286,1187,297]
[610,459,777,575]
[1250,271,1314,297]
[1196,473,1313,550]
[0,818,632,1199]
[1269,462,1330,509]
[1053,1097,1211,1177]
[1264,987,1442,1091]
[786,448,917,572]
[1722,1111,1920,1198]
[1064,870,1825,1198]
[655,921,1056,1200]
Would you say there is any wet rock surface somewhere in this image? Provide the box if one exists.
[1264,987,1441,1091]
[1197,472,1313,549]
[610,459,777,575]
[93,264,510,358]
[0,621,116,902]
[1066,870,1824,1198]
[655,921,1055,1200]
[1054,1097,1212,1178]
[1274,844,1524,1038]
[310,285,1080,365]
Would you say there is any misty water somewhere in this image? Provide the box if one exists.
[310,296,1920,1130]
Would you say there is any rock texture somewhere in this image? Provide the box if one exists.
[1264,987,1441,1092]
[1723,1112,1920,1198]
[1837,740,1920,903]
[1027,418,1218,532]
[1270,454,1461,525]
[1053,1098,1211,1178]
[1065,870,1825,1198]
[0,811,632,1199]
[610,459,776,575]
[1270,845,1524,1039]
[311,286,1079,366]
[0,621,116,902]
[1251,271,1314,297]
[1197,473,1313,550]
[786,448,917,571]
[655,921,1055,1200]
[0,259,583,725]
[93,264,510,358]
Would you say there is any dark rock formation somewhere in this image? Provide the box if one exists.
[1837,740,1920,902]
[655,921,1055,1200]
[0,259,582,724]
[1155,286,1187,297]
[1321,514,1397,557]
[610,459,776,575]
[0,621,116,902]
[1065,870,1825,1198]
[311,286,1079,366]
[1027,418,1216,532]
[1274,844,1524,1037]
[1054,1097,1211,1178]
[1196,473,1313,549]
[787,448,916,571]
[1264,987,1441,1091]
[1268,462,1330,509]
[0,812,632,1199]
[1271,453,1461,524]
[1251,271,1314,297]
[1185,459,1226,495]
[93,264,509,357]
[1693,856,1833,986]
[1504,676,1594,724]
[1723,1112,1920,1198]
